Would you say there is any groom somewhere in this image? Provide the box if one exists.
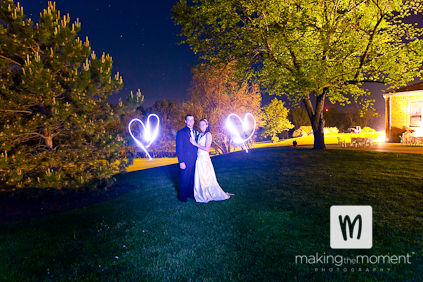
[176,114,198,202]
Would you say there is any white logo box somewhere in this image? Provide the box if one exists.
[330,205,372,249]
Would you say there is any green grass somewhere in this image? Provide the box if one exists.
[0,147,422,280]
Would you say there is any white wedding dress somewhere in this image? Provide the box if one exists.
[194,133,230,203]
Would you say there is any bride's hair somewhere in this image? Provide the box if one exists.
[199,118,210,133]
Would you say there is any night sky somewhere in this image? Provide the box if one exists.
[20,0,197,107]
[18,1,423,125]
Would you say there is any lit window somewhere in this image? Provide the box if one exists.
[410,101,423,127]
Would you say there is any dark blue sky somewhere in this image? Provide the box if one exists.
[20,0,197,107]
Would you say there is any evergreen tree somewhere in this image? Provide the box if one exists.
[0,1,142,190]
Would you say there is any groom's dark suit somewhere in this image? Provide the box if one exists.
[176,126,198,201]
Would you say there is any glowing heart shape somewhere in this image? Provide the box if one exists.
[128,114,160,160]
[225,113,256,152]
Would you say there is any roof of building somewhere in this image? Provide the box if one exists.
[392,81,423,93]
[383,81,423,98]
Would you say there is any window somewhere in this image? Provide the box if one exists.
[410,101,423,127]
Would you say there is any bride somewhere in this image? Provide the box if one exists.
[190,118,231,203]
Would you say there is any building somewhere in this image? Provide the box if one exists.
[383,82,423,142]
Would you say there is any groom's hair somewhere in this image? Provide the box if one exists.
[185,114,194,121]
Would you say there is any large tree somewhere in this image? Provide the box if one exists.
[185,63,262,154]
[0,1,142,190]
[172,0,423,149]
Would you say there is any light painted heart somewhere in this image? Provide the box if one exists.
[128,114,160,160]
[225,113,256,152]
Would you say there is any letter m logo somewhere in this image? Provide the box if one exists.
[339,214,362,241]
[330,206,372,249]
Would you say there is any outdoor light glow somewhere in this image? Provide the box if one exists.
[225,113,256,153]
[411,127,423,137]
[374,134,386,143]
[128,114,160,160]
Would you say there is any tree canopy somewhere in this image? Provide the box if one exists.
[172,0,423,148]
[184,62,262,154]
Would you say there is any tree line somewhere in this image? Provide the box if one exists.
[1,0,420,191]
[172,0,423,149]
[0,1,291,190]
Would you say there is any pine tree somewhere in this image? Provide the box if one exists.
[0,1,142,190]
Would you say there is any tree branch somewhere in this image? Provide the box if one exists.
[302,95,315,120]
[346,79,387,84]
[0,54,22,66]
[352,12,385,81]
[0,109,32,114]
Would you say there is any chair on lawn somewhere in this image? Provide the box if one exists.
[365,137,374,147]
[356,138,366,147]
[337,137,346,147]
[401,131,413,144]
[350,137,367,147]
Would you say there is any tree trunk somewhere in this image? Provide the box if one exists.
[312,111,325,150]
[302,89,327,150]
[226,137,231,153]
[213,141,225,155]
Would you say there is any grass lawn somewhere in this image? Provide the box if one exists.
[0,147,422,280]
[126,157,178,172]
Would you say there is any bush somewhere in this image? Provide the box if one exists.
[323,127,339,134]
[271,136,280,143]
[389,126,408,143]
[361,127,376,133]
[292,126,313,137]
